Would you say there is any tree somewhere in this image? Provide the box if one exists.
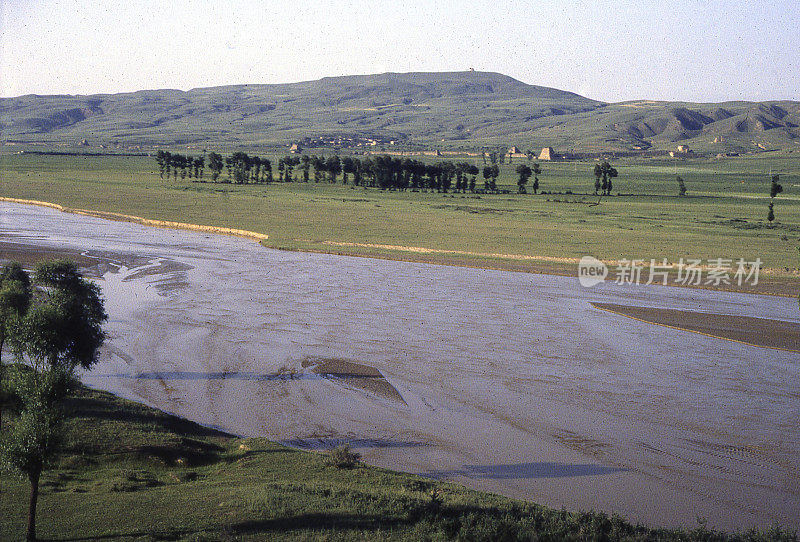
[251,156,261,183]
[18,261,107,371]
[224,156,233,182]
[532,163,542,194]
[162,151,172,179]
[593,164,603,195]
[490,164,499,192]
[0,378,62,541]
[595,161,618,196]
[326,156,341,183]
[515,164,532,194]
[467,164,479,193]
[155,150,167,179]
[193,156,205,180]
[770,174,783,198]
[1,365,72,542]
[3,261,106,541]
[440,161,455,193]
[768,174,783,225]
[301,155,311,183]
[352,158,363,186]
[207,152,223,182]
[482,166,492,192]
[261,158,272,183]
[1,263,32,431]
[676,175,687,197]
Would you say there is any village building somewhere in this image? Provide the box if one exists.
[538,147,557,160]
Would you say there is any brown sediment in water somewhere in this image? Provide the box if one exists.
[0,241,100,271]
[593,302,800,353]
[302,357,406,404]
[0,239,191,293]
[0,240,150,277]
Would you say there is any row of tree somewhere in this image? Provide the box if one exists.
[155,152,549,194]
[155,150,206,181]
[0,261,107,541]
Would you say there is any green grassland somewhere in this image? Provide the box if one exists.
[1,151,799,294]
[1,373,795,541]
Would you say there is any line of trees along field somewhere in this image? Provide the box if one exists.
[155,151,546,194]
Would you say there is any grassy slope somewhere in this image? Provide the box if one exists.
[1,375,796,541]
[1,151,798,296]
[2,71,799,153]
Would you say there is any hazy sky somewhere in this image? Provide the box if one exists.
[1,0,798,102]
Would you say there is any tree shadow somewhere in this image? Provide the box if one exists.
[101,371,324,381]
[47,528,195,541]
[64,394,231,439]
[281,436,428,450]
[422,462,628,480]
[231,512,408,535]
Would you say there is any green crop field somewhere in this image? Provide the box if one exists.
[1,150,799,295]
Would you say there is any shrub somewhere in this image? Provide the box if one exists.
[324,444,361,469]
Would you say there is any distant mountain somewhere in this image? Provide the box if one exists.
[1,71,798,154]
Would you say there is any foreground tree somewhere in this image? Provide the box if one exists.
[2,260,107,541]
[0,263,32,431]
[27,261,107,369]
[1,365,71,541]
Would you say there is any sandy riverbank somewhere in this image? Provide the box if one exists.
[593,302,800,353]
[0,196,269,242]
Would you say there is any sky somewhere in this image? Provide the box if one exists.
[1,0,798,102]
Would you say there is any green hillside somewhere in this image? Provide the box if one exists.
[1,71,799,154]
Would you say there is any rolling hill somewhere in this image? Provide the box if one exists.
[1,71,798,155]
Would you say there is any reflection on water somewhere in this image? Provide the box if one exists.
[2,201,799,531]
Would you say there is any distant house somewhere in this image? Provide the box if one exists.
[538,147,556,161]
[289,143,302,153]
[670,145,693,158]
[508,146,520,154]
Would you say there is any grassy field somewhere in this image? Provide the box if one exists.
[1,150,799,295]
[1,371,796,541]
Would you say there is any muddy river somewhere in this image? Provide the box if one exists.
[2,201,799,531]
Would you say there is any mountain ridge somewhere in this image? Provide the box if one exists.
[2,71,798,154]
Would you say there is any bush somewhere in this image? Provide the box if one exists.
[324,444,361,469]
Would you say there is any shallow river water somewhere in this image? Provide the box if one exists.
[2,201,799,530]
